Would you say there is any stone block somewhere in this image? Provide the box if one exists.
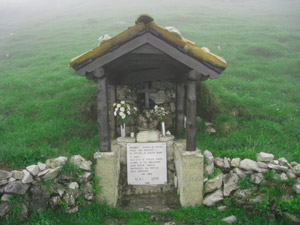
[94,149,120,207]
[136,130,160,142]
[174,145,204,207]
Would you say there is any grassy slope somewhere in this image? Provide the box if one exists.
[0,0,299,223]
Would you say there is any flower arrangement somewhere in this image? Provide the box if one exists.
[150,105,169,122]
[113,101,137,126]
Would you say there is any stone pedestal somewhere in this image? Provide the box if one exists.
[94,148,120,207]
[174,140,204,207]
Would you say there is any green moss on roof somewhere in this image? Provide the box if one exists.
[69,15,227,70]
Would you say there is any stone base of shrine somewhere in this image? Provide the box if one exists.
[94,133,204,208]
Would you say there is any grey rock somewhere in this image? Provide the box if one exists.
[206,126,216,134]
[38,168,50,177]
[278,157,288,166]
[26,165,39,176]
[0,170,11,180]
[63,190,79,206]
[165,26,183,39]
[50,196,61,209]
[273,160,280,165]
[215,157,230,172]
[280,173,288,181]
[233,168,247,178]
[1,194,11,201]
[256,152,274,162]
[240,159,264,173]
[217,205,227,211]
[54,183,66,197]
[293,184,300,194]
[268,164,288,172]
[250,173,264,184]
[221,215,237,224]
[78,172,92,184]
[287,169,296,179]
[284,212,300,224]
[205,173,223,194]
[233,188,255,200]
[82,182,93,201]
[68,182,79,190]
[8,177,16,183]
[203,189,224,206]
[0,202,10,217]
[231,158,241,168]
[98,34,111,45]
[223,172,239,196]
[38,162,47,171]
[30,185,50,210]
[12,170,23,180]
[22,169,33,184]
[290,162,298,167]
[292,164,300,176]
[170,102,176,113]
[257,162,268,169]
[70,155,92,171]
[0,179,8,186]
[149,91,168,104]
[136,130,160,142]
[66,206,79,214]
[46,156,67,169]
[42,167,62,181]
[204,150,214,176]
[4,181,30,195]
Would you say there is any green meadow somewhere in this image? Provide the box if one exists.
[0,0,300,223]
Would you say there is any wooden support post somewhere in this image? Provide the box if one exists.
[109,84,116,139]
[95,67,111,152]
[176,82,185,137]
[186,79,197,151]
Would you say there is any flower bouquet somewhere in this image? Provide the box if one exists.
[113,101,137,137]
[150,105,169,136]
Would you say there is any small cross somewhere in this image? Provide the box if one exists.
[137,82,156,108]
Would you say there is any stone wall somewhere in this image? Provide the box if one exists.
[202,150,300,221]
[113,81,176,136]
[0,155,94,221]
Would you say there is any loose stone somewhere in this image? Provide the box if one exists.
[231,158,241,168]
[203,189,224,206]
[205,173,223,194]
[221,215,237,224]
[12,170,23,180]
[250,173,264,184]
[22,170,33,184]
[223,172,239,196]
[0,170,11,180]
[256,152,274,162]
[26,165,39,176]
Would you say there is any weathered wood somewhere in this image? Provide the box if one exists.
[137,82,156,108]
[76,32,221,80]
[115,68,178,85]
[147,33,220,79]
[130,43,164,54]
[96,72,111,152]
[176,82,185,137]
[109,84,116,139]
[77,34,148,76]
[186,78,197,151]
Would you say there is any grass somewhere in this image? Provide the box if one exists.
[0,0,300,223]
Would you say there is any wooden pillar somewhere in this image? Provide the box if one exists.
[186,79,197,151]
[176,82,185,137]
[109,84,116,139]
[94,67,111,152]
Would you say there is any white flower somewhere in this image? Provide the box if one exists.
[128,105,131,110]
[121,114,126,119]
[119,112,124,117]
[154,105,158,109]
[120,107,125,112]
[117,104,121,108]
[121,101,125,104]
[134,107,137,111]
[128,111,131,115]
[114,111,117,116]
[161,107,164,110]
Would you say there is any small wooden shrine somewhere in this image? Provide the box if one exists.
[69,15,227,152]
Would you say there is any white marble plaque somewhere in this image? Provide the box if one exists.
[127,142,167,185]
